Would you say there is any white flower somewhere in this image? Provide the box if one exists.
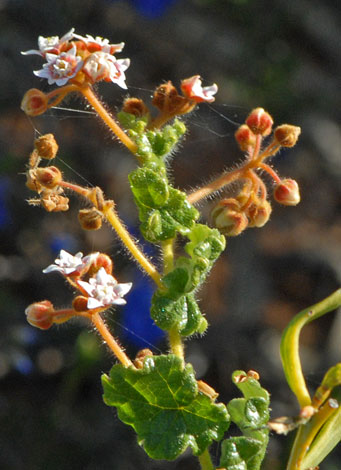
[181,75,218,103]
[22,28,75,57]
[43,250,99,276]
[77,267,132,309]
[83,52,130,88]
[73,33,124,54]
[33,45,83,86]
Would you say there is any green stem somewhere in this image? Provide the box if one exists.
[280,289,341,408]
[198,448,215,470]
[161,239,185,361]
[286,399,339,470]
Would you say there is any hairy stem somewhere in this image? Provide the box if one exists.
[92,312,133,367]
[102,204,163,288]
[80,85,138,154]
[60,181,163,288]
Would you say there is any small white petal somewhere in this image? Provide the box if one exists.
[87,297,104,309]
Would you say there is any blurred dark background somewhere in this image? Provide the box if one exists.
[0,0,340,469]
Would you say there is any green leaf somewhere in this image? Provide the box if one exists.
[224,371,270,470]
[228,397,269,432]
[139,188,199,243]
[231,370,270,403]
[129,167,169,208]
[151,292,204,336]
[102,355,230,460]
[219,436,264,470]
[185,224,226,261]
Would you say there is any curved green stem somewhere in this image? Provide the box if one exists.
[280,289,341,408]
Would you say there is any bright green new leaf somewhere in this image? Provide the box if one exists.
[102,355,230,460]
[151,291,204,336]
[129,167,169,208]
[219,436,264,470]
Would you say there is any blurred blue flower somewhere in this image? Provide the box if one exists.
[108,0,177,18]
[122,271,165,349]
[48,233,78,255]
[0,177,12,229]
[13,353,33,375]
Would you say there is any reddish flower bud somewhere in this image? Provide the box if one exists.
[246,107,273,136]
[21,88,48,116]
[122,97,149,117]
[235,124,256,151]
[211,199,248,236]
[78,208,103,231]
[273,179,300,206]
[72,296,89,312]
[274,124,301,147]
[248,200,272,228]
[88,253,113,276]
[25,300,54,330]
[35,166,62,189]
[34,134,59,159]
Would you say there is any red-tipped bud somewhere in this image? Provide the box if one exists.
[246,107,273,136]
[211,199,248,236]
[25,300,54,330]
[248,200,272,228]
[34,134,59,159]
[273,179,300,206]
[35,166,62,189]
[78,208,103,231]
[72,296,89,312]
[274,124,301,147]
[235,124,256,151]
[21,88,48,116]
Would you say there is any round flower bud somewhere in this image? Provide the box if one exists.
[35,166,62,189]
[273,179,300,206]
[248,200,272,228]
[21,88,48,116]
[235,124,256,151]
[25,300,54,330]
[211,199,248,236]
[246,107,273,136]
[274,124,301,147]
[72,296,89,312]
[78,208,103,231]
[34,134,59,159]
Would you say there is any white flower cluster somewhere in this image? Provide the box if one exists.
[22,29,130,88]
[43,250,132,310]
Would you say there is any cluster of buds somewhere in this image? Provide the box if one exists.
[122,75,218,129]
[211,108,301,236]
[25,250,132,330]
[26,134,69,212]
[21,29,130,116]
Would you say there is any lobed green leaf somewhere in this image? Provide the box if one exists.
[102,355,230,460]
